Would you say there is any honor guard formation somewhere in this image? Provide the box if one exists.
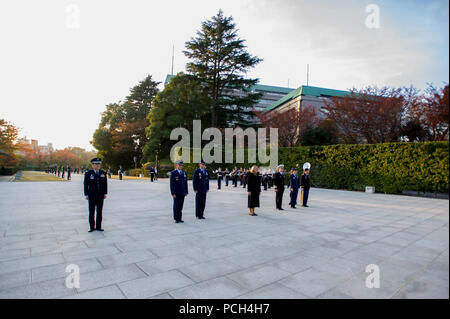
[78,156,312,231]
[166,160,312,223]
[46,165,79,180]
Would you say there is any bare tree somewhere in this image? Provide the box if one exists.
[419,84,449,141]
[324,86,412,144]
[255,106,318,147]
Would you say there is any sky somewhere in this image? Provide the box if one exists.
[0,0,448,150]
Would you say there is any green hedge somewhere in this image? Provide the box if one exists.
[278,142,449,194]
[128,163,174,177]
[170,142,449,194]
[127,168,147,177]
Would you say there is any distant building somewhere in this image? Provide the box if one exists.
[15,137,54,155]
[164,74,295,124]
[31,139,38,150]
[263,85,350,117]
[39,143,54,155]
[17,137,30,145]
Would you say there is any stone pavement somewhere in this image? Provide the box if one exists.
[0,174,448,299]
[0,176,12,182]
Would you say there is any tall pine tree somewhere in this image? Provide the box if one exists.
[183,10,262,128]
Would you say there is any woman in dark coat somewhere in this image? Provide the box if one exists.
[247,165,261,216]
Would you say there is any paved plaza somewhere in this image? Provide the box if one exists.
[0,174,448,299]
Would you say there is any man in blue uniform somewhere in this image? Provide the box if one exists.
[170,160,188,223]
[300,168,311,207]
[118,166,123,180]
[289,167,299,208]
[84,158,108,232]
[274,164,285,211]
[214,168,223,190]
[224,168,230,186]
[193,160,209,220]
[150,167,156,182]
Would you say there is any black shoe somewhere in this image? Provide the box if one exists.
[179,220,184,223]
[249,213,258,216]
[279,208,284,211]
[302,205,309,207]
[199,217,205,220]
[88,229,95,232]
[291,206,297,209]
[96,228,104,231]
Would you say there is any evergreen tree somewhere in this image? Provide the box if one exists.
[143,73,210,161]
[91,75,160,169]
[183,10,262,128]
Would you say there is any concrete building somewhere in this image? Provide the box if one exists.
[15,138,54,155]
[164,74,295,123]
[38,143,54,155]
[263,85,350,117]
[31,139,38,150]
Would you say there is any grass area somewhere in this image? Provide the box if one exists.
[109,175,151,181]
[13,171,66,182]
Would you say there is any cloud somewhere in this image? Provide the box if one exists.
[241,0,448,89]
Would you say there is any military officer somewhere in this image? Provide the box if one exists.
[262,170,268,191]
[267,169,273,189]
[242,168,248,188]
[300,167,311,207]
[224,168,230,186]
[150,167,156,182]
[84,158,108,232]
[232,167,239,187]
[274,164,285,211]
[193,160,209,219]
[118,166,123,180]
[289,168,299,208]
[238,167,244,186]
[214,168,223,190]
[170,160,188,223]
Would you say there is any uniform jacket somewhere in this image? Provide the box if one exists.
[290,174,299,190]
[84,169,108,197]
[300,173,311,189]
[170,169,188,196]
[193,168,209,193]
[274,172,285,190]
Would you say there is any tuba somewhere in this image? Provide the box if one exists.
[303,162,311,170]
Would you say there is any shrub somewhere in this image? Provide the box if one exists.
[166,142,449,194]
